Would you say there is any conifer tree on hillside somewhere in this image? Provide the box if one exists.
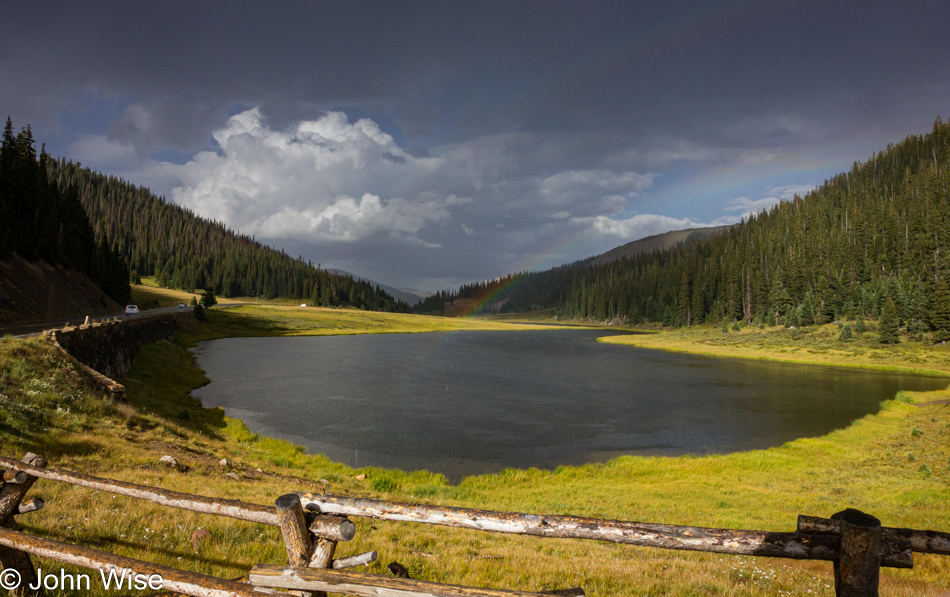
[878,297,900,344]
[930,276,950,343]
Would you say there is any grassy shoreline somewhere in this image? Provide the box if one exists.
[489,312,950,378]
[2,307,949,595]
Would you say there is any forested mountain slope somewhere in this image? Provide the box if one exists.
[47,161,409,312]
[585,225,733,267]
[418,117,950,342]
[0,118,131,319]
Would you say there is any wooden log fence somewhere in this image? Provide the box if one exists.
[249,564,578,597]
[2,453,949,596]
[0,455,280,526]
[0,525,271,597]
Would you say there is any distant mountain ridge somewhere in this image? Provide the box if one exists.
[412,115,950,343]
[325,269,427,306]
[586,225,734,267]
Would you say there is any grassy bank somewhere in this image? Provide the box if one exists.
[597,321,950,376]
[1,308,948,595]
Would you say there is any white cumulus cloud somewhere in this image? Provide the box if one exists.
[724,184,817,217]
[577,213,738,240]
[171,108,454,244]
[85,106,801,289]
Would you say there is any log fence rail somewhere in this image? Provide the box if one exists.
[1,453,949,597]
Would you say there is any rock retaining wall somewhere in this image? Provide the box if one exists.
[48,314,177,381]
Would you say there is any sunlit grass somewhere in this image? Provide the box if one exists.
[599,321,950,376]
[1,311,948,595]
[190,304,580,338]
[131,278,275,309]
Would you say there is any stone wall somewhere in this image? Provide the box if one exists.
[49,314,177,380]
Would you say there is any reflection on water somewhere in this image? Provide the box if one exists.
[190,330,946,480]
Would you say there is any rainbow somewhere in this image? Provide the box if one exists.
[438,0,906,315]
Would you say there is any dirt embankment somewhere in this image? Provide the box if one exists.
[0,257,121,327]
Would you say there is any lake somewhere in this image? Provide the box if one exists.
[190,329,947,480]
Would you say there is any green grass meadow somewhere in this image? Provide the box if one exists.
[1,307,948,595]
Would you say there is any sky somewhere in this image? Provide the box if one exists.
[4,1,949,293]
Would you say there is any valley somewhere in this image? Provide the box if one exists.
[2,305,948,595]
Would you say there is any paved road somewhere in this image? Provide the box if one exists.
[1,302,256,338]
[1,304,194,338]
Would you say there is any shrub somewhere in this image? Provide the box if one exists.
[731,321,740,331]
[193,303,205,321]
[839,324,853,341]
[370,476,399,492]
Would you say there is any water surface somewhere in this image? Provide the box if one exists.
[191,330,946,480]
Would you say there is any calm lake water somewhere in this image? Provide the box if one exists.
[191,330,947,480]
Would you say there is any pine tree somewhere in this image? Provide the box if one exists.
[929,276,950,343]
[799,295,815,327]
[878,297,900,344]
[201,288,217,308]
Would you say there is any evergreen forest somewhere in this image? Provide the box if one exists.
[1,117,410,313]
[0,118,131,305]
[416,117,950,343]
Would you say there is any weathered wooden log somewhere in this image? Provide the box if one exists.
[307,538,337,597]
[298,494,842,562]
[3,470,28,484]
[16,498,44,515]
[309,537,337,570]
[0,519,41,597]
[799,514,950,556]
[249,564,572,596]
[0,454,46,596]
[0,456,280,526]
[539,590,585,597]
[832,509,881,597]
[0,454,45,526]
[332,551,378,569]
[275,494,314,567]
[309,515,356,542]
[0,525,274,597]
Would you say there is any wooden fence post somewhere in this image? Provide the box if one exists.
[833,509,881,597]
[306,515,354,597]
[275,494,314,566]
[0,453,47,597]
[275,493,315,597]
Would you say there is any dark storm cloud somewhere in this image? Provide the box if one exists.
[4,1,948,290]
[10,1,946,145]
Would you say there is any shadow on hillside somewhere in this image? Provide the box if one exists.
[200,309,300,336]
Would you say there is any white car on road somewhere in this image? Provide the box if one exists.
[124,305,140,315]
